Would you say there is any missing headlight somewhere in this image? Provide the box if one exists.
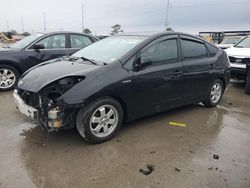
[58,76,84,85]
[40,76,85,106]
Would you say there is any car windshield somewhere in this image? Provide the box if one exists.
[235,37,250,48]
[9,34,44,49]
[72,35,148,64]
[220,36,243,44]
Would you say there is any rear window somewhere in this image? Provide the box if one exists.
[181,39,208,60]
[70,34,93,49]
[207,43,218,57]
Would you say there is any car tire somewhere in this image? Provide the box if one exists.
[245,68,250,95]
[76,97,123,144]
[0,65,20,91]
[203,79,224,107]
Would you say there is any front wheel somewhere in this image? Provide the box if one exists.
[0,65,20,91]
[245,68,250,95]
[76,98,123,144]
[203,79,224,107]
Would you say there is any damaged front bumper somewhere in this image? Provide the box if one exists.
[13,89,69,131]
[13,89,38,119]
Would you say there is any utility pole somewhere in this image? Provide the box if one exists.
[43,12,46,32]
[21,16,24,33]
[82,2,84,31]
[165,0,170,30]
[6,20,9,31]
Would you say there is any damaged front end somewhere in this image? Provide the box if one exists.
[14,76,84,131]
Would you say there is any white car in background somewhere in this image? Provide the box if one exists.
[225,36,250,94]
[217,36,245,49]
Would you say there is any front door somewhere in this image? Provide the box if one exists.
[25,34,67,69]
[132,35,183,117]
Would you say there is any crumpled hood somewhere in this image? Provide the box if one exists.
[18,58,101,92]
[225,47,250,58]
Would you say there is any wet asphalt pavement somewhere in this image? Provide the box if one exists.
[0,82,250,188]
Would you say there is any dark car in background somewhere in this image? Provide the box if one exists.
[14,32,230,143]
[0,31,98,91]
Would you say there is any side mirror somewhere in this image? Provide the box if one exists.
[33,43,44,51]
[141,56,153,66]
[134,57,153,70]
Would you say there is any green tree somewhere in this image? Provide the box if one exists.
[110,24,123,35]
[83,28,92,35]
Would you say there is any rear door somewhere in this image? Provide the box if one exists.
[132,35,183,117]
[180,35,215,102]
[68,34,94,55]
[25,34,67,68]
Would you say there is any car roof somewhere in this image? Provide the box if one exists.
[116,31,208,43]
[36,31,98,39]
[117,31,193,36]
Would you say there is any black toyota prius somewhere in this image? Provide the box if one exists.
[14,32,231,144]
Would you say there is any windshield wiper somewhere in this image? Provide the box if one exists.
[63,56,96,64]
[64,56,107,65]
[80,56,97,65]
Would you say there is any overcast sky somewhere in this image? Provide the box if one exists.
[0,0,249,35]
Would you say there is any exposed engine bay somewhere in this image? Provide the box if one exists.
[16,76,84,131]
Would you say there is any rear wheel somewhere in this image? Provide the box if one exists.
[76,98,123,144]
[0,65,20,91]
[245,68,250,95]
[203,79,224,107]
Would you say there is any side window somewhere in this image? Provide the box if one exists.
[206,43,218,57]
[36,34,66,49]
[70,34,93,49]
[140,39,178,65]
[181,39,208,60]
[123,55,136,71]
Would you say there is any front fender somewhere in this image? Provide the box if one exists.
[58,63,133,108]
[0,50,27,73]
[0,59,22,72]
